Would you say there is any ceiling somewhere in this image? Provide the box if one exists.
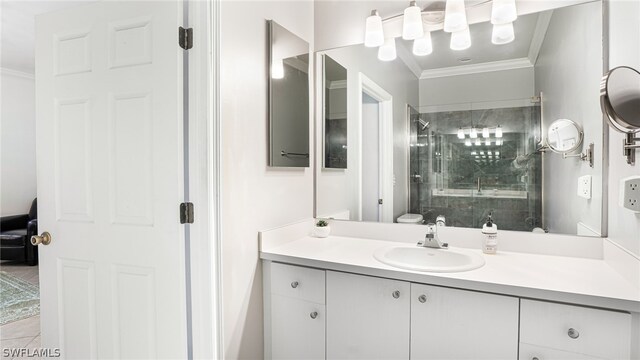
[1,1,92,74]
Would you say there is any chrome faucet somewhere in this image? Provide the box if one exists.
[418,223,449,249]
[436,215,446,227]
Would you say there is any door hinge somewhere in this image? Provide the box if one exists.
[180,202,194,224]
[378,199,383,205]
[179,27,193,50]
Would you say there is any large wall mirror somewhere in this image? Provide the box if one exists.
[268,20,310,167]
[315,0,607,237]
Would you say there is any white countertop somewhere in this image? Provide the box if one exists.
[260,235,640,313]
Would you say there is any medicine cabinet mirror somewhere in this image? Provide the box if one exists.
[268,20,310,167]
[315,0,608,237]
[323,55,348,169]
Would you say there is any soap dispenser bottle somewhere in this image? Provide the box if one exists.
[482,213,498,254]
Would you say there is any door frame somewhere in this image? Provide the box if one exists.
[187,0,222,358]
[357,73,393,223]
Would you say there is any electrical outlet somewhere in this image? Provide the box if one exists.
[620,176,640,213]
[577,175,592,199]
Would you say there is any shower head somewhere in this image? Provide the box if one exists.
[414,118,430,130]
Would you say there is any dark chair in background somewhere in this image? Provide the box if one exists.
[1,198,38,266]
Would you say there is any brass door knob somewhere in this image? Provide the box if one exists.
[31,232,52,246]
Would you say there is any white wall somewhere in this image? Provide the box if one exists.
[535,1,603,235]
[315,45,419,222]
[419,67,535,109]
[220,1,314,358]
[1,69,36,216]
[607,0,640,256]
[361,94,379,222]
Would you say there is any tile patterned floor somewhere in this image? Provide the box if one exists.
[0,261,40,359]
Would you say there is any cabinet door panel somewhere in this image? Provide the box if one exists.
[271,294,325,360]
[410,283,518,360]
[327,271,410,360]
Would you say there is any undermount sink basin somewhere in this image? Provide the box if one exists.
[373,245,485,273]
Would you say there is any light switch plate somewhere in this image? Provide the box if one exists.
[620,176,640,212]
[577,175,592,199]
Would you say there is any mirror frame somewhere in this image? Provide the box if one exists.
[546,119,585,154]
[313,0,610,238]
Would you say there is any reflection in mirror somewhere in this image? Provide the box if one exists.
[268,20,310,167]
[315,1,606,237]
[323,55,348,169]
[546,119,583,153]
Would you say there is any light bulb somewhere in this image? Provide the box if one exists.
[412,32,433,56]
[377,38,397,61]
[403,1,424,40]
[457,128,465,139]
[482,127,489,138]
[365,10,385,47]
[495,126,503,138]
[491,0,517,25]
[271,59,284,79]
[475,139,481,146]
[465,139,472,146]
[485,139,491,146]
[470,128,478,138]
[444,0,468,33]
[450,27,471,50]
[492,22,515,45]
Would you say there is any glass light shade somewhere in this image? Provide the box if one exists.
[450,28,471,50]
[491,0,517,25]
[465,139,472,146]
[470,128,478,138]
[482,127,489,138]
[495,126,503,138]
[496,139,503,146]
[403,2,424,40]
[485,139,491,146]
[377,38,397,61]
[271,59,284,79]
[457,128,465,139]
[496,151,500,156]
[444,0,468,33]
[365,11,385,47]
[412,32,433,56]
[492,22,515,45]
[475,139,481,146]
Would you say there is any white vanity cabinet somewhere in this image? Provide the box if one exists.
[263,262,326,360]
[326,271,410,359]
[519,299,632,360]
[410,283,519,359]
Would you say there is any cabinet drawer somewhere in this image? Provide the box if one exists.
[520,299,631,360]
[519,343,606,360]
[270,263,325,304]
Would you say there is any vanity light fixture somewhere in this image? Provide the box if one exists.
[378,38,397,61]
[450,27,471,51]
[444,0,468,33]
[492,22,515,45]
[365,10,385,47]
[495,126,503,138]
[413,31,433,56]
[482,127,490,138]
[470,128,478,138]
[457,128,465,139]
[403,1,424,40]
[491,0,517,25]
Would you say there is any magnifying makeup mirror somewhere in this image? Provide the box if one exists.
[545,119,594,167]
[600,66,640,164]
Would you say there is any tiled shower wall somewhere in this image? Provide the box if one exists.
[409,105,542,231]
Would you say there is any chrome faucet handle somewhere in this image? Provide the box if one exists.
[436,215,446,227]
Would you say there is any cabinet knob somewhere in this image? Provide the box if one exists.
[392,290,400,299]
[532,357,539,360]
[418,295,427,303]
[310,311,318,319]
[567,328,579,339]
[291,281,299,288]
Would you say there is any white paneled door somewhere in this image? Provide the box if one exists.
[35,1,188,358]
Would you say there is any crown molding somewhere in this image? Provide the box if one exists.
[419,57,533,79]
[1,67,35,79]
[327,79,347,90]
[528,10,554,65]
